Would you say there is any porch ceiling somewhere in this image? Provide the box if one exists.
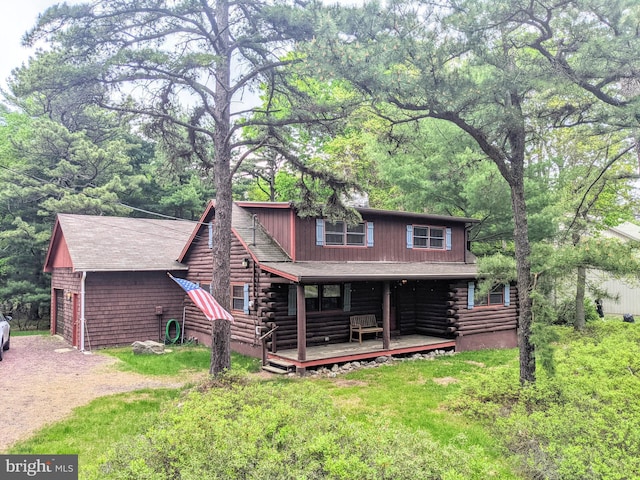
[259,261,477,283]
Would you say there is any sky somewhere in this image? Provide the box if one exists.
[0,1,80,92]
[0,1,363,96]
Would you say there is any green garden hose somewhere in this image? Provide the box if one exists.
[165,318,181,344]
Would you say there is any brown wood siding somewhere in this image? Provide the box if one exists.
[50,268,82,344]
[244,207,293,256]
[451,281,518,336]
[83,272,185,348]
[294,214,468,262]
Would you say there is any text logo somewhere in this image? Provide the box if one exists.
[0,455,78,479]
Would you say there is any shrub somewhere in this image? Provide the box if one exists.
[95,376,498,480]
[456,323,640,479]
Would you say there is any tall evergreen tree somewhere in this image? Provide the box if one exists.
[304,0,640,384]
[16,0,357,374]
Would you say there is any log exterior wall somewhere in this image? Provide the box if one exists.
[451,280,518,351]
[181,220,264,356]
[179,204,518,358]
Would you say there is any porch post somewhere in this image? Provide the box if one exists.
[296,284,306,361]
[382,281,391,350]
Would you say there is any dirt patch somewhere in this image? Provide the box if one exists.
[332,379,368,387]
[432,376,459,386]
[0,335,205,452]
[465,360,486,368]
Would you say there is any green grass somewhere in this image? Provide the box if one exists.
[7,389,181,477]
[98,345,262,375]
[14,323,639,479]
[10,329,49,336]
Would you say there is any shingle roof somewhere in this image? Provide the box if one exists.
[55,214,195,272]
[260,261,477,283]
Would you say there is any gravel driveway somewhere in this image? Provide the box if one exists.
[0,335,204,452]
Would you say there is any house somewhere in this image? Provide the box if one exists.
[43,214,195,349]
[179,201,518,372]
[589,221,640,316]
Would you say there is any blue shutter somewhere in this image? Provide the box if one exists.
[504,284,511,306]
[288,284,297,315]
[243,284,250,314]
[208,222,213,249]
[316,219,325,246]
[446,228,452,250]
[367,223,374,247]
[343,283,351,312]
[406,225,413,249]
[467,282,475,309]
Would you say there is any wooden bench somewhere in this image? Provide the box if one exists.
[349,314,383,343]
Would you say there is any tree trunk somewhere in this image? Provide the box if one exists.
[575,265,586,330]
[511,175,536,385]
[210,0,233,376]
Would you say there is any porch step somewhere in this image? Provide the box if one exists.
[262,358,296,375]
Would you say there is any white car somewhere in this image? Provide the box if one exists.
[0,313,10,361]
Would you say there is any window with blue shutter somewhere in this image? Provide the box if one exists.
[406,225,414,249]
[467,281,475,309]
[208,222,213,249]
[504,284,511,306]
[446,228,452,250]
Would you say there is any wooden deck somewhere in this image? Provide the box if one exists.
[267,335,456,370]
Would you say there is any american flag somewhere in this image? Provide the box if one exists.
[169,274,234,323]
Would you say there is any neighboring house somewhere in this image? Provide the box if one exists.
[590,222,640,316]
[43,214,195,349]
[179,201,518,372]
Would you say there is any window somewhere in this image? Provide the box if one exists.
[467,282,510,309]
[232,284,246,311]
[413,226,445,249]
[477,286,504,306]
[305,284,342,312]
[325,221,366,246]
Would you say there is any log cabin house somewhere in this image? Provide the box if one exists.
[180,201,518,373]
[43,214,195,349]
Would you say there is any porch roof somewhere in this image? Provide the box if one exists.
[259,261,477,283]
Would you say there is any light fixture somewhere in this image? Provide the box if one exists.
[242,257,250,268]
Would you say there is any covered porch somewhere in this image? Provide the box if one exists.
[265,334,456,372]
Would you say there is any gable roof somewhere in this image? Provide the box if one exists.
[178,201,291,263]
[44,214,196,272]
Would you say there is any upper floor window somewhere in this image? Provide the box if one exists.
[407,225,451,250]
[413,226,444,249]
[316,219,374,247]
[325,221,366,246]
